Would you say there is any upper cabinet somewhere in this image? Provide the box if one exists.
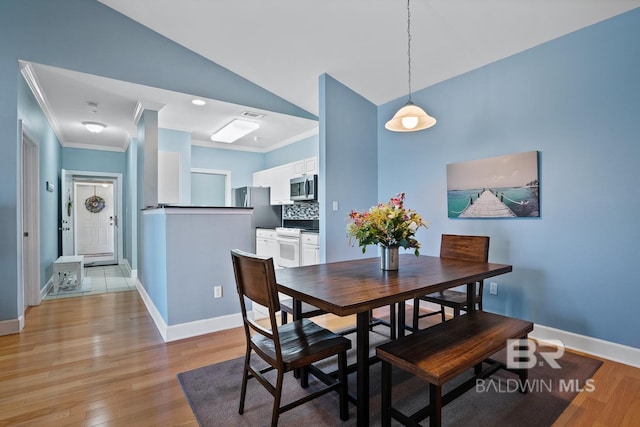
[253,156,317,205]
[293,157,317,176]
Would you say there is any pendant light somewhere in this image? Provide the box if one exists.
[385,0,436,132]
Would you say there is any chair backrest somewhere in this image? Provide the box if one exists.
[230,249,282,360]
[440,234,490,263]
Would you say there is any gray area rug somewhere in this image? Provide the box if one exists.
[178,330,602,427]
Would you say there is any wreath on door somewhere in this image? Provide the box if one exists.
[85,193,106,213]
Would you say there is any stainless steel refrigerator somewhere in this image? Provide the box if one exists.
[233,187,282,251]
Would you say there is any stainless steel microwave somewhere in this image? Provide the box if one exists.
[290,175,317,201]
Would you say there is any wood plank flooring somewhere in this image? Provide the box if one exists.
[0,291,638,426]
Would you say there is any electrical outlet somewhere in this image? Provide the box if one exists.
[214,286,223,298]
[489,282,498,295]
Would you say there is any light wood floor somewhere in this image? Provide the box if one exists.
[1,291,638,426]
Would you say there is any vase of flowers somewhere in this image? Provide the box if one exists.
[347,193,429,270]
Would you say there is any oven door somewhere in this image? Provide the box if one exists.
[276,235,301,268]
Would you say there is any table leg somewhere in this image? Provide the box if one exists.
[397,301,406,338]
[467,283,475,312]
[356,311,369,427]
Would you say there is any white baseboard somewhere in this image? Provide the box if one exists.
[121,259,137,279]
[134,286,640,366]
[135,279,244,342]
[135,279,169,341]
[0,317,22,336]
[41,276,53,300]
[164,312,244,342]
[531,323,640,368]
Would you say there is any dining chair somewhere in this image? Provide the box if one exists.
[412,234,490,331]
[230,249,351,426]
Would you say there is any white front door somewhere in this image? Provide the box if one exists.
[60,170,123,266]
[76,183,114,257]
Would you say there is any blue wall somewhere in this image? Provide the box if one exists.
[320,74,378,263]
[17,73,61,293]
[62,148,127,174]
[264,134,319,169]
[376,10,640,348]
[191,145,265,189]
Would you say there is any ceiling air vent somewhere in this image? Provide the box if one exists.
[240,110,265,119]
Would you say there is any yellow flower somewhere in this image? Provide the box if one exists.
[347,193,429,256]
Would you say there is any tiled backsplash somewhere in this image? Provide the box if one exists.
[283,201,319,220]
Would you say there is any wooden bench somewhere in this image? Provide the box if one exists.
[376,311,534,427]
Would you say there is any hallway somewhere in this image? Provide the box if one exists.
[44,265,136,300]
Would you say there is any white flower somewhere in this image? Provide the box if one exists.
[408,221,418,232]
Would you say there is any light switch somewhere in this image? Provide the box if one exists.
[332,201,339,211]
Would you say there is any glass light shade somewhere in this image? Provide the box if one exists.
[385,102,436,132]
[210,119,260,143]
[82,121,107,133]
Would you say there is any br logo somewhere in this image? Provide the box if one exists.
[506,339,565,369]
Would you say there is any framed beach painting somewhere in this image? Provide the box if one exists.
[447,151,540,218]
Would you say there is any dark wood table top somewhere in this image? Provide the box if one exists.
[276,254,513,317]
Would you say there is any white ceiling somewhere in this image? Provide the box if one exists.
[24,1,640,152]
[22,61,319,153]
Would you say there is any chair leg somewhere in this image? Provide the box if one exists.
[281,311,288,325]
[453,306,460,318]
[271,370,285,427]
[381,361,392,427]
[412,298,420,331]
[389,303,397,340]
[338,351,349,421]
[440,306,446,323]
[239,350,251,414]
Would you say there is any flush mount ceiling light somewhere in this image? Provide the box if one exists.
[192,99,206,106]
[82,121,107,133]
[83,102,107,133]
[385,0,436,132]
[210,119,260,143]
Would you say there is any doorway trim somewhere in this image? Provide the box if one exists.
[19,121,41,310]
[61,169,123,266]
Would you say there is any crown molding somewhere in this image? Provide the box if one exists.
[19,61,65,144]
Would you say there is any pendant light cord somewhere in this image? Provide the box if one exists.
[407,0,413,103]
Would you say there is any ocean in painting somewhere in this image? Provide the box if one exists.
[448,186,539,218]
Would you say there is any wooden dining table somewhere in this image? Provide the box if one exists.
[275,254,513,427]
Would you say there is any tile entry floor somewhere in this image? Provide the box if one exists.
[45,264,137,300]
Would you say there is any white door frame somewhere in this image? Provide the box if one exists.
[190,168,232,206]
[20,121,41,308]
[61,169,123,266]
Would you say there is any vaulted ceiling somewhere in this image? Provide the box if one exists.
[27,1,640,152]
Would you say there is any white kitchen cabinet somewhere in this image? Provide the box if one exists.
[252,170,269,188]
[301,232,320,266]
[304,157,318,175]
[252,156,318,205]
[256,229,278,259]
[254,228,278,319]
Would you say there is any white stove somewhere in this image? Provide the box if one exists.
[275,227,302,267]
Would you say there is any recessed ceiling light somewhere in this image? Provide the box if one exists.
[210,119,260,143]
[192,99,206,106]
